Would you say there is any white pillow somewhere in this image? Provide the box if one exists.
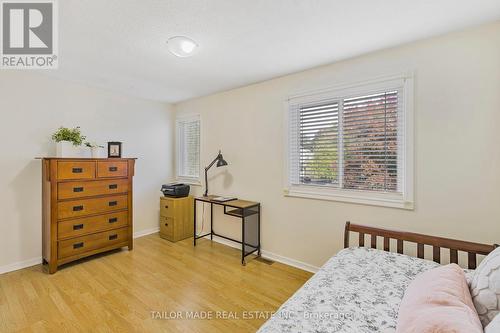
[485,313,500,333]
[470,246,500,327]
[465,269,475,286]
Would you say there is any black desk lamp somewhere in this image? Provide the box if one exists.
[204,150,228,197]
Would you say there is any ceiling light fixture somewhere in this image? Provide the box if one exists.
[167,36,199,57]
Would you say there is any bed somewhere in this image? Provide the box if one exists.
[257,222,497,333]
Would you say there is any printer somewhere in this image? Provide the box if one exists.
[161,183,190,198]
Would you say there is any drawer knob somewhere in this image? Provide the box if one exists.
[73,224,84,230]
[73,187,84,193]
[165,223,168,227]
[73,242,84,249]
[109,201,118,207]
[109,184,118,190]
[109,234,118,240]
[73,205,84,212]
[164,205,168,209]
[109,217,118,223]
[72,168,83,173]
[109,166,118,172]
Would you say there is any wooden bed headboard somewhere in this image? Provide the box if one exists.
[344,221,498,269]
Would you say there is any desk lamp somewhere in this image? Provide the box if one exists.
[204,150,228,197]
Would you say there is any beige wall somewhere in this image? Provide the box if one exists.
[0,72,174,271]
[175,22,500,269]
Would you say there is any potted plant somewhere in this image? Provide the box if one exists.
[51,126,86,157]
[85,142,104,158]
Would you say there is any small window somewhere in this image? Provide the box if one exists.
[176,115,201,184]
[285,76,414,209]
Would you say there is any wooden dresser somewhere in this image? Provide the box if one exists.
[40,158,136,273]
[159,196,194,242]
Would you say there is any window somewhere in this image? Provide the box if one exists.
[285,75,414,209]
[176,115,201,184]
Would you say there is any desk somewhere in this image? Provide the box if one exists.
[193,195,261,265]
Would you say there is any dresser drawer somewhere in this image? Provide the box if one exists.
[160,216,174,239]
[97,161,128,178]
[57,195,128,219]
[58,179,129,200]
[160,198,174,217]
[58,211,128,239]
[57,161,96,180]
[58,227,128,259]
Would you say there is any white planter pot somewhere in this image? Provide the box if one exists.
[56,141,86,158]
[90,147,101,158]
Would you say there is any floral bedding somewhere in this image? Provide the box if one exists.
[257,247,441,333]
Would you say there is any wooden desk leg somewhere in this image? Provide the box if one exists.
[193,199,197,246]
[241,208,246,266]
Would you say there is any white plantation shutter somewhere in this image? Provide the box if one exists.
[288,103,301,185]
[286,76,413,208]
[177,117,200,179]
[342,90,403,193]
[289,100,340,186]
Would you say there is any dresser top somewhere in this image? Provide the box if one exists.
[36,157,137,160]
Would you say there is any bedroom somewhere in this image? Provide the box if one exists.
[0,1,499,332]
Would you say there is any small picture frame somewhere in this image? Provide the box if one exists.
[107,142,122,158]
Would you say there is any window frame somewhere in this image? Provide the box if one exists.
[175,114,202,186]
[284,74,414,209]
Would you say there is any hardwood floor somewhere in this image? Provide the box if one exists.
[0,234,312,332]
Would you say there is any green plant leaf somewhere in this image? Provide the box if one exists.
[51,126,86,146]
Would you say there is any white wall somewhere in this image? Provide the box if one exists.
[0,72,174,271]
[175,22,500,269]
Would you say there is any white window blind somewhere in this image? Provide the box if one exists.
[289,100,340,186]
[286,76,413,209]
[342,90,401,192]
[177,117,200,180]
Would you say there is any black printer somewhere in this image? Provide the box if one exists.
[161,183,190,198]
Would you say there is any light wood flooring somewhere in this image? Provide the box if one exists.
[0,234,312,332]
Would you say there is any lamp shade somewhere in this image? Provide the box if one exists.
[216,153,228,167]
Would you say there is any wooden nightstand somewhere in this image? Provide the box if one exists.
[159,196,194,242]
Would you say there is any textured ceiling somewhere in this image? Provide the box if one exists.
[44,0,500,103]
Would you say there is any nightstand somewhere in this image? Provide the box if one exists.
[159,196,194,242]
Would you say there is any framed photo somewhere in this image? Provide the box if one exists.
[107,142,122,158]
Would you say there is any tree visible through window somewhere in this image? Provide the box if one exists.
[299,102,339,185]
[343,91,398,192]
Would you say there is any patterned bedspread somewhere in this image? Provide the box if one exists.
[257,247,440,333]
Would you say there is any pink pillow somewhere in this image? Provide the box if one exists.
[396,264,483,333]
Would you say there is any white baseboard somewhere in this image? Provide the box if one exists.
[133,227,160,239]
[0,257,42,275]
[260,250,319,273]
[205,235,319,273]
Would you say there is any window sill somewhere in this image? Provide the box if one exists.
[284,187,414,210]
